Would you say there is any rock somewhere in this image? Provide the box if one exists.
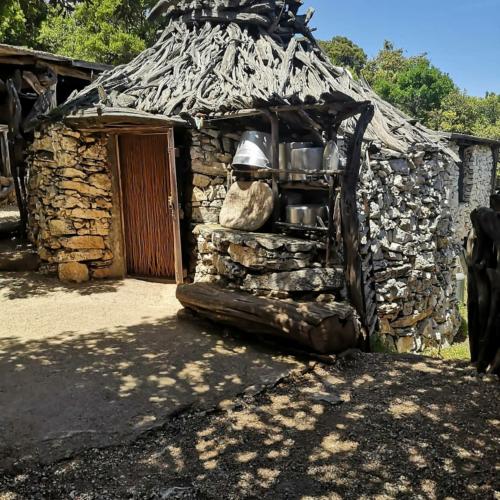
[191,159,227,176]
[54,250,105,263]
[219,181,273,231]
[72,208,111,220]
[48,219,76,236]
[396,336,415,353]
[243,268,344,292]
[0,176,12,187]
[192,174,211,188]
[390,308,433,328]
[213,254,246,278]
[61,236,105,250]
[59,180,107,197]
[228,243,266,269]
[88,173,112,191]
[59,168,86,179]
[58,262,89,283]
[92,267,113,279]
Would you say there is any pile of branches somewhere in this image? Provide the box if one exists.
[148,0,315,40]
[60,0,454,154]
[466,194,500,375]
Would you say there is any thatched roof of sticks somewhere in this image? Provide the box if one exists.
[60,0,454,154]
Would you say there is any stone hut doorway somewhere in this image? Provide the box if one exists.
[117,131,183,281]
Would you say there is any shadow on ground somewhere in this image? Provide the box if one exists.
[1,353,498,499]
[0,274,301,470]
[0,272,122,299]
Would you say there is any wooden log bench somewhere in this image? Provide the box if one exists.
[176,283,362,354]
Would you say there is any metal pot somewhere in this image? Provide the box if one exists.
[289,147,324,181]
[279,142,313,181]
[233,131,272,170]
[286,205,327,226]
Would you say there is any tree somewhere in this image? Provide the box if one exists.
[0,1,26,45]
[319,36,367,75]
[37,0,158,65]
[364,41,456,123]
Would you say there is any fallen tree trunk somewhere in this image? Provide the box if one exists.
[176,283,361,354]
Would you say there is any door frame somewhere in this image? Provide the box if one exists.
[113,127,184,283]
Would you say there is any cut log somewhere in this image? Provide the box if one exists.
[176,283,361,354]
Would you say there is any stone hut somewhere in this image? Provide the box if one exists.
[26,0,499,353]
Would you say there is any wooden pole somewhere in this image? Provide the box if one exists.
[340,104,375,337]
[168,128,184,284]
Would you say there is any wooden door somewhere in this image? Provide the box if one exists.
[118,133,176,279]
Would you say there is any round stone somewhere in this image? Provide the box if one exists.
[219,181,273,231]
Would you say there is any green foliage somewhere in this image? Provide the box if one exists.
[318,36,367,75]
[364,41,456,123]
[320,37,500,141]
[424,341,470,361]
[0,0,31,46]
[37,0,158,65]
[0,0,158,65]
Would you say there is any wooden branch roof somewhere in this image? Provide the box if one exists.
[57,0,460,154]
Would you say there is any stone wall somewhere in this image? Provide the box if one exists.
[186,129,240,225]
[359,145,461,352]
[27,123,114,282]
[451,144,495,241]
[192,225,345,299]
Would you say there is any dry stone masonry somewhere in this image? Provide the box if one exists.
[451,144,495,241]
[192,225,344,298]
[186,129,240,224]
[359,145,461,352]
[27,124,113,282]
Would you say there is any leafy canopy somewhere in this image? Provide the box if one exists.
[0,0,158,65]
[319,38,500,140]
[319,36,367,75]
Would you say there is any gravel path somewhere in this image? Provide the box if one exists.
[1,352,498,500]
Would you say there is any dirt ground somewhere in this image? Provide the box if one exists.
[0,273,499,499]
[0,273,302,469]
[1,355,498,499]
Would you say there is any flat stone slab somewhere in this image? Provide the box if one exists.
[0,274,303,470]
[243,267,344,292]
[194,224,323,252]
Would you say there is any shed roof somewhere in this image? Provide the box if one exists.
[0,44,112,80]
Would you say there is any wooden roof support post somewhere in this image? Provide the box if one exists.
[260,109,280,223]
[167,128,184,284]
[340,103,375,345]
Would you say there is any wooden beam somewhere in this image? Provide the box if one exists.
[167,128,184,284]
[340,104,375,334]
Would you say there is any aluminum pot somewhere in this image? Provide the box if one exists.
[286,205,327,226]
[289,147,324,181]
[279,142,313,181]
[233,131,272,170]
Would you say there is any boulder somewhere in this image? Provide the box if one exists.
[219,181,273,231]
[58,262,89,283]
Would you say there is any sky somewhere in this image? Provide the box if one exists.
[302,0,500,97]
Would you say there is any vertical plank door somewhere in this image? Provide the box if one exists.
[118,133,175,278]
